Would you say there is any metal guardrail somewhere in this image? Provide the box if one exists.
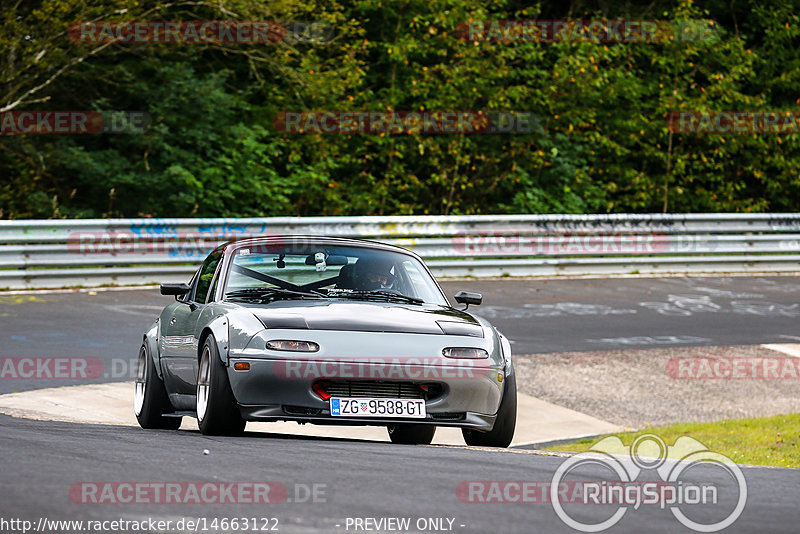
[1,214,800,289]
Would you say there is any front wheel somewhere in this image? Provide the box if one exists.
[387,424,436,445]
[462,368,517,448]
[134,344,181,429]
[197,334,245,436]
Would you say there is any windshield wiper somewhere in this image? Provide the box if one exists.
[327,289,424,305]
[225,287,324,302]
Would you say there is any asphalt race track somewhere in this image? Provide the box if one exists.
[3,275,800,394]
[2,275,800,533]
[1,413,798,533]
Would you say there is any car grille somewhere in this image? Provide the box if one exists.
[322,380,427,399]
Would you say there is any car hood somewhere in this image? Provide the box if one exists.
[244,300,484,337]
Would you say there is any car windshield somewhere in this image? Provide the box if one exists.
[223,242,448,305]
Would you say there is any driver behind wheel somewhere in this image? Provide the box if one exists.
[354,258,396,290]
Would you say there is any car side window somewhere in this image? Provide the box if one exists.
[206,260,224,303]
[401,260,440,302]
[194,252,223,304]
[178,269,200,303]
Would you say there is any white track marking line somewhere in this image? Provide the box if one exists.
[0,285,159,295]
[761,343,800,358]
[0,381,620,448]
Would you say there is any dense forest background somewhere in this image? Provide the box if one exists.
[1,0,799,219]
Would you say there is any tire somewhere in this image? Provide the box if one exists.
[387,424,436,445]
[134,343,181,430]
[462,368,517,448]
[197,334,245,436]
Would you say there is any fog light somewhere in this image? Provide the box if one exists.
[442,347,489,359]
[312,381,332,401]
[266,340,320,352]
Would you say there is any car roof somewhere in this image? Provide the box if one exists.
[220,235,424,260]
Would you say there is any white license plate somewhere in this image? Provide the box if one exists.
[330,397,426,418]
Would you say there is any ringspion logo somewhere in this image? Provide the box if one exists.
[550,435,746,532]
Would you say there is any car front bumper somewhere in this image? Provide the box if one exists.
[227,357,505,430]
[237,405,497,430]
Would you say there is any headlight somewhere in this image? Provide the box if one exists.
[442,347,489,359]
[266,340,320,352]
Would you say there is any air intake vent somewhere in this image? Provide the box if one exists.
[431,412,465,420]
[317,380,443,400]
[283,406,323,415]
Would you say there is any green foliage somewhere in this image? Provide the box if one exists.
[1,0,799,218]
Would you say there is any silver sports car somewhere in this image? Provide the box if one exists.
[134,236,516,447]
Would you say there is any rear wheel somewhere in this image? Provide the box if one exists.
[134,344,181,429]
[387,424,436,445]
[462,368,517,448]
[197,334,245,436]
